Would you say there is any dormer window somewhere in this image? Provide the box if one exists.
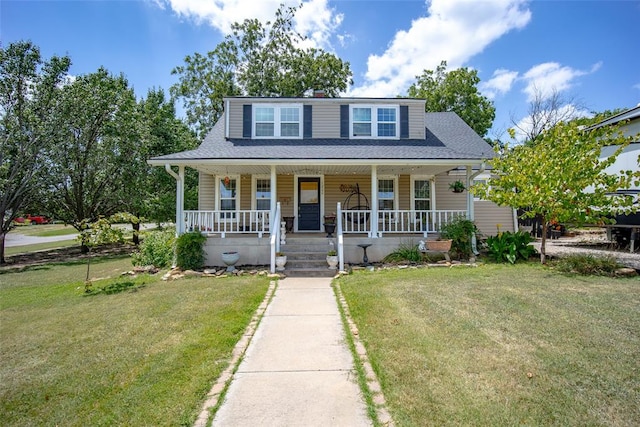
[349,105,399,139]
[253,104,302,138]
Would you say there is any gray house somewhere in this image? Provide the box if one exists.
[149,96,516,273]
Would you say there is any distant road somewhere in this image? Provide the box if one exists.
[5,223,162,247]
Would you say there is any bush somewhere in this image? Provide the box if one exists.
[383,241,422,263]
[439,217,480,259]
[485,231,536,264]
[175,232,207,270]
[131,229,175,268]
[555,254,622,276]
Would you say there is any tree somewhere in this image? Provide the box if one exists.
[0,41,71,264]
[407,60,495,137]
[122,88,199,243]
[44,68,142,250]
[171,4,353,138]
[511,86,586,145]
[475,120,639,263]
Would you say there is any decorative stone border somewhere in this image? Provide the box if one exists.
[334,282,395,427]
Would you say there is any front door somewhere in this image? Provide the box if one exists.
[298,177,321,231]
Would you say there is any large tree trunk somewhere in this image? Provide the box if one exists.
[132,221,140,246]
[540,222,548,264]
[0,232,6,264]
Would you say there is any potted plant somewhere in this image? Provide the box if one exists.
[449,180,465,193]
[275,251,287,271]
[323,214,337,237]
[326,249,339,270]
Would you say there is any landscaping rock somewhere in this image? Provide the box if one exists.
[615,267,637,277]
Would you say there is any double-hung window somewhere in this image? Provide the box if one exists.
[218,176,238,220]
[253,104,302,138]
[254,178,271,211]
[413,179,431,211]
[378,178,396,210]
[350,105,399,138]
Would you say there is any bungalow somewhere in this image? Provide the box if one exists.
[149,96,516,273]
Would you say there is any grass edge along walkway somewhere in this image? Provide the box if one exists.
[337,263,640,426]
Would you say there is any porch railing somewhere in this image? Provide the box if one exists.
[184,210,271,237]
[341,209,468,236]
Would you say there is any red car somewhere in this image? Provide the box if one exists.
[14,214,50,225]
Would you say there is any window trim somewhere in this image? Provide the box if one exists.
[349,104,400,139]
[215,175,241,219]
[410,176,434,211]
[251,175,272,211]
[377,175,398,211]
[252,103,303,139]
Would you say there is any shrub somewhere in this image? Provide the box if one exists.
[486,231,536,264]
[555,254,622,276]
[175,231,207,270]
[131,229,175,268]
[384,241,422,263]
[439,217,480,259]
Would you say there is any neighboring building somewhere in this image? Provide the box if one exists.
[589,105,640,248]
[149,96,516,271]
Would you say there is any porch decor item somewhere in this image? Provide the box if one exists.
[221,251,240,272]
[343,183,371,225]
[449,180,465,193]
[323,220,336,237]
[326,250,338,269]
[275,252,287,271]
[425,239,452,252]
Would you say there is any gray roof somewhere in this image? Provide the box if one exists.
[150,111,494,163]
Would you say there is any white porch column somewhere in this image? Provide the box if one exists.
[370,165,378,238]
[466,165,474,221]
[270,165,277,225]
[178,165,185,234]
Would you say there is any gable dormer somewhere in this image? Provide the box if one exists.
[224,97,426,140]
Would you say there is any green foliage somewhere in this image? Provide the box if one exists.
[0,41,71,263]
[439,217,479,259]
[476,119,640,263]
[485,231,536,264]
[171,4,353,138]
[131,229,175,268]
[555,254,622,277]
[384,241,422,263]
[407,60,495,137]
[175,232,206,270]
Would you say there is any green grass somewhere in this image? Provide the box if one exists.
[0,257,271,426]
[5,239,78,256]
[337,263,640,426]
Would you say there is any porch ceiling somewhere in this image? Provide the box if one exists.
[192,164,456,176]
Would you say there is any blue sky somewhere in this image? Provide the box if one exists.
[2,0,639,139]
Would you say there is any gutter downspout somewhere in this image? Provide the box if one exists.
[467,161,486,255]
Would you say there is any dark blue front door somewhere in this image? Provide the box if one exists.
[298,177,320,231]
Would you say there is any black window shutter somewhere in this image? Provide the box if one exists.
[400,105,409,139]
[303,105,312,138]
[340,105,349,138]
[243,105,252,138]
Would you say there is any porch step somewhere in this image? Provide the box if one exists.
[279,238,337,277]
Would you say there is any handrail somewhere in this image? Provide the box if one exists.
[339,209,467,235]
[337,202,344,272]
[269,202,281,273]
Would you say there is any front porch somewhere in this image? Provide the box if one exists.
[184,205,467,270]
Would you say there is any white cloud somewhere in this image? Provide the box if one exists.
[152,0,340,50]
[479,68,519,99]
[520,61,601,101]
[349,0,531,97]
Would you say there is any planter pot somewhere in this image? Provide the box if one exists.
[275,255,287,271]
[326,255,339,270]
[221,251,240,272]
[324,223,336,237]
[426,239,452,252]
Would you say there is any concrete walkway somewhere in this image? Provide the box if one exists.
[211,277,371,427]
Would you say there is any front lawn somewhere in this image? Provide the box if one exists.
[0,257,270,426]
[337,264,640,426]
